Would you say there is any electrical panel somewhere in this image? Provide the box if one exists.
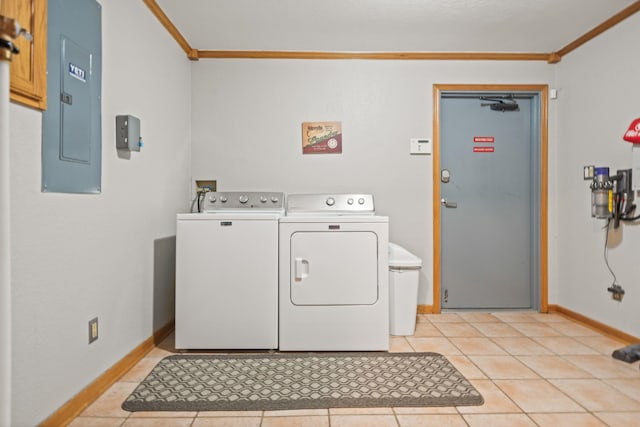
[41,0,102,193]
[116,115,142,152]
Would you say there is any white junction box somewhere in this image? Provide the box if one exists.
[633,145,640,191]
[410,138,431,155]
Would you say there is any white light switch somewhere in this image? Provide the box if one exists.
[410,138,431,155]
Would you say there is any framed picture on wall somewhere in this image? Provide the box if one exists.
[302,121,342,154]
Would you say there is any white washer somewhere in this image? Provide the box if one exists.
[279,194,389,351]
[175,192,283,349]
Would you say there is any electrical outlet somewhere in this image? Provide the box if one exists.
[88,317,98,344]
[608,284,625,301]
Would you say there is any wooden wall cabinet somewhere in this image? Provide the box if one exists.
[1,0,47,110]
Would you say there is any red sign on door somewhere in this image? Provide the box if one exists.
[473,146,495,153]
[474,136,494,143]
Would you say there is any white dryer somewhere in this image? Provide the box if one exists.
[279,194,389,351]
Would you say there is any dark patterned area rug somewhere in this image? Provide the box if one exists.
[122,352,484,412]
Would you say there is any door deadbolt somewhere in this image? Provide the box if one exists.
[441,169,450,183]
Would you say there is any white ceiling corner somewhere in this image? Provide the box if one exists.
[155,0,636,53]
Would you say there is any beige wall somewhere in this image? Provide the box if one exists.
[10,1,191,424]
[190,59,557,307]
[555,13,640,337]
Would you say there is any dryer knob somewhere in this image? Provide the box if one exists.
[271,196,279,203]
[260,196,268,203]
[220,196,228,203]
[209,195,216,203]
[347,198,354,205]
[358,198,365,205]
[239,195,249,204]
[326,197,336,206]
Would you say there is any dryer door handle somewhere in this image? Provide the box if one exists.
[295,257,309,281]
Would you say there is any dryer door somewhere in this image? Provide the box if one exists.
[290,231,378,305]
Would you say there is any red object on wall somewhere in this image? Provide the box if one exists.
[473,146,494,153]
[474,136,494,143]
[623,118,640,144]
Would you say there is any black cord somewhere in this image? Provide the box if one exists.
[621,213,640,221]
[619,201,637,221]
[603,219,618,286]
[191,191,204,213]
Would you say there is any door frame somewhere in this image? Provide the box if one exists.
[432,84,548,313]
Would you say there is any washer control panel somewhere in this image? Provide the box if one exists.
[286,194,375,215]
[202,192,284,212]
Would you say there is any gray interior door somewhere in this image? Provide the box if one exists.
[440,94,536,309]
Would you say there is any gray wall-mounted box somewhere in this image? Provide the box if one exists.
[116,115,141,152]
[42,0,102,194]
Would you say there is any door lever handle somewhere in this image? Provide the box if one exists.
[441,198,458,208]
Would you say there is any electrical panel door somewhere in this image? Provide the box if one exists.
[60,38,92,163]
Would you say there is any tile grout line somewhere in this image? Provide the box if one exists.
[448,318,527,421]
[460,317,552,422]
[478,317,597,422]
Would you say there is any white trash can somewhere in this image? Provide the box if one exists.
[388,242,422,336]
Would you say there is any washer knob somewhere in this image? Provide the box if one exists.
[209,195,216,203]
[326,197,335,206]
[271,196,279,203]
[358,198,365,205]
[260,196,267,203]
[347,198,354,205]
[239,195,249,204]
[220,195,228,203]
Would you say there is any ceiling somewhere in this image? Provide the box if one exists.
[152,0,638,58]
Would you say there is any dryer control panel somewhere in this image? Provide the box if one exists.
[286,194,375,215]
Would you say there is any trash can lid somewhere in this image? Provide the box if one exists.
[389,242,422,269]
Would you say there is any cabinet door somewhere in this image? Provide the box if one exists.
[1,0,47,109]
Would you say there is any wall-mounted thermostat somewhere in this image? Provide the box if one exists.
[116,115,142,152]
[410,138,431,155]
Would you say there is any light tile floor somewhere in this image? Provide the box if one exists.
[68,312,640,426]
